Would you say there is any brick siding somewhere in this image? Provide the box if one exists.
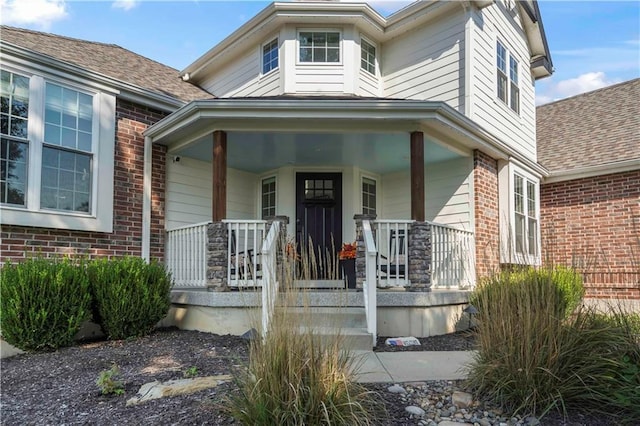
[473,150,500,278]
[0,100,168,262]
[540,170,640,299]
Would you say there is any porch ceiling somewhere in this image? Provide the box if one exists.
[176,131,461,174]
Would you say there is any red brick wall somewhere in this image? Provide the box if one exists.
[0,99,168,262]
[473,150,500,278]
[541,170,640,299]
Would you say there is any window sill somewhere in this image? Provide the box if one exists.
[0,206,112,233]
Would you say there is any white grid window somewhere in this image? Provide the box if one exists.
[299,31,340,63]
[360,39,376,75]
[496,41,519,114]
[514,174,537,257]
[262,38,278,74]
[362,177,376,215]
[42,83,93,213]
[1,70,30,206]
[261,176,276,219]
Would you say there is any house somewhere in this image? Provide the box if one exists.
[0,0,553,344]
[537,79,640,302]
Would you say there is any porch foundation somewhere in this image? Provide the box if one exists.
[408,221,432,291]
[207,222,229,291]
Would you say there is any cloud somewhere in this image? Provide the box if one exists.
[536,72,621,105]
[112,0,138,11]
[0,0,67,29]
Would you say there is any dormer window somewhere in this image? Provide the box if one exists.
[360,39,376,75]
[497,41,519,114]
[262,38,279,74]
[299,31,340,63]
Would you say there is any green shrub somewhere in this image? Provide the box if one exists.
[0,257,91,352]
[467,269,640,420]
[88,257,171,340]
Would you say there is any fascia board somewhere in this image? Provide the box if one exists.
[1,42,185,112]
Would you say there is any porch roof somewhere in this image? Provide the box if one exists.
[144,97,547,176]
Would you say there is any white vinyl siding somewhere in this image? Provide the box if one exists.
[382,9,466,111]
[381,170,411,220]
[469,6,536,161]
[199,43,282,98]
[165,156,257,229]
[425,157,472,230]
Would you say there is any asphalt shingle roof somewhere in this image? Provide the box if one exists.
[536,78,640,173]
[1,26,211,103]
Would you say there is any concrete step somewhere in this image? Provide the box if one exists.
[283,306,367,329]
[298,326,374,351]
[277,306,373,351]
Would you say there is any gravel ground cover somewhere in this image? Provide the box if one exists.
[0,329,616,425]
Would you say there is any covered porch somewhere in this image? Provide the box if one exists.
[143,98,491,340]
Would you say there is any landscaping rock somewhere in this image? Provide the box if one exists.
[387,384,406,394]
[405,405,426,416]
[452,390,473,408]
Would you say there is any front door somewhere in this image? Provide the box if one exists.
[295,172,342,280]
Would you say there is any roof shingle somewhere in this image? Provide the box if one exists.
[536,79,640,173]
[1,26,211,103]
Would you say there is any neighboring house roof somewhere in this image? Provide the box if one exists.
[537,78,640,181]
[0,26,211,104]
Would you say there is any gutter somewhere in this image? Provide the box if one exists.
[543,158,640,183]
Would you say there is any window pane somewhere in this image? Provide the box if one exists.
[528,218,537,256]
[326,48,339,62]
[1,71,30,140]
[41,146,92,213]
[326,32,340,46]
[509,56,519,84]
[313,33,326,45]
[515,213,525,254]
[314,48,326,62]
[299,33,312,46]
[300,47,312,62]
[527,181,536,216]
[45,83,93,151]
[497,72,508,103]
[262,38,279,74]
[510,84,520,113]
[0,137,28,206]
[261,176,276,219]
[496,42,507,72]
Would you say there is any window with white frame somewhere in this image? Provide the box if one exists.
[1,70,29,206]
[262,38,278,74]
[362,177,376,216]
[299,31,340,63]
[42,83,93,213]
[513,173,538,257]
[261,176,276,219]
[360,39,376,75]
[0,66,115,232]
[496,41,519,114]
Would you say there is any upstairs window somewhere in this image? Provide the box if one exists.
[1,70,30,206]
[496,41,519,114]
[360,39,376,75]
[262,38,279,74]
[299,31,340,63]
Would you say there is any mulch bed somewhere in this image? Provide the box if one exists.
[375,330,477,352]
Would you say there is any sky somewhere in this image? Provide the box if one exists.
[1,0,638,105]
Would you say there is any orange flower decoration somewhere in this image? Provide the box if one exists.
[339,242,357,260]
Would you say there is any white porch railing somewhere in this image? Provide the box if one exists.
[430,222,475,289]
[225,220,267,287]
[362,220,377,347]
[375,220,412,288]
[261,220,281,339]
[165,221,211,287]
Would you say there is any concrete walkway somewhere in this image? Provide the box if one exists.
[352,351,476,383]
